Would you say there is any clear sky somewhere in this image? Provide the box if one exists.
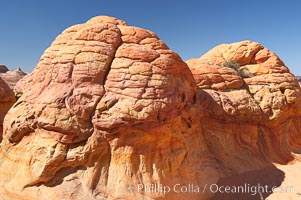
[0,0,300,74]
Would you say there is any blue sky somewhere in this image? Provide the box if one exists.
[0,0,300,74]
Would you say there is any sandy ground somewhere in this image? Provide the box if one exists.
[267,161,301,200]
[210,160,301,200]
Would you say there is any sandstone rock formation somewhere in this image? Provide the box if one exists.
[0,16,218,200]
[1,17,301,200]
[296,76,301,86]
[0,64,9,73]
[0,67,27,89]
[0,77,15,141]
[187,40,301,199]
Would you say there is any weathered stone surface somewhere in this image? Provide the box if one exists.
[1,19,301,199]
[0,16,218,200]
[188,40,300,121]
[187,40,301,199]
[0,67,27,89]
[0,77,15,140]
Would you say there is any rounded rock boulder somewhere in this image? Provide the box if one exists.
[0,16,218,200]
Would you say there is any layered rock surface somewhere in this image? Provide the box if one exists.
[0,78,15,140]
[0,16,218,200]
[187,40,301,199]
[0,67,27,89]
[0,17,301,200]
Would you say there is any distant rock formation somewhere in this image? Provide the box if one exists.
[0,64,8,73]
[0,77,15,141]
[0,67,27,89]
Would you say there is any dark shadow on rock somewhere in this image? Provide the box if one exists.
[210,166,285,200]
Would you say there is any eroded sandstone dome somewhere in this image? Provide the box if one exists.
[187,40,301,176]
[1,18,301,200]
[0,16,217,200]
[187,40,300,121]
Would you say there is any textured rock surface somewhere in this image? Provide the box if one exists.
[0,16,218,200]
[187,40,301,199]
[1,19,301,199]
[0,78,15,140]
[0,67,27,89]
